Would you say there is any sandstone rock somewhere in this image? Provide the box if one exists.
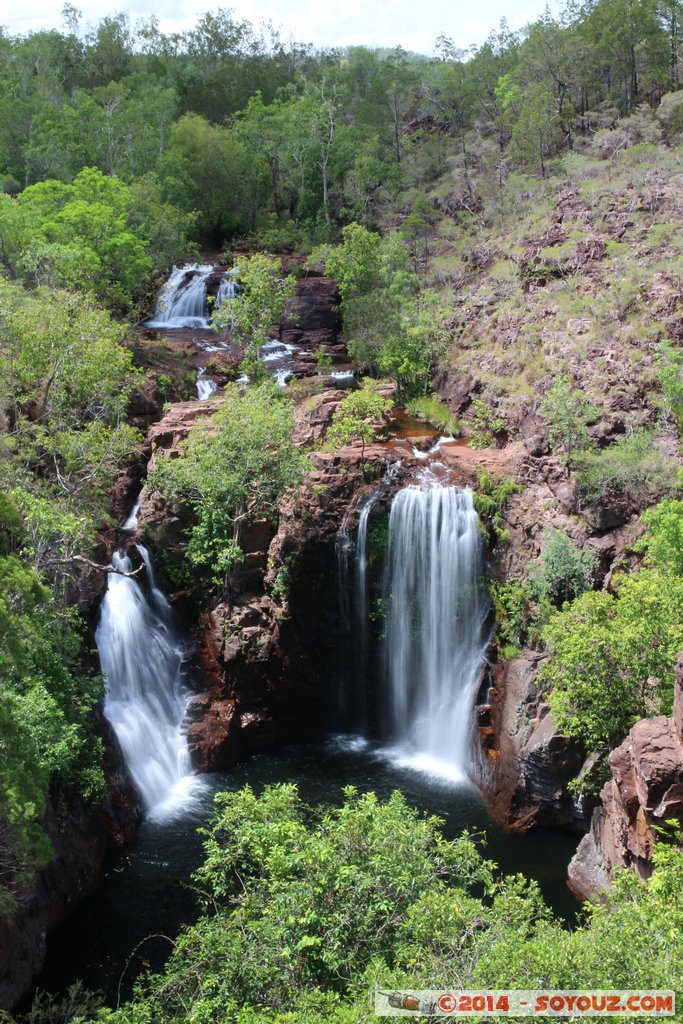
[568,653,683,898]
[488,654,585,830]
[520,412,550,457]
[147,398,220,452]
[186,695,244,771]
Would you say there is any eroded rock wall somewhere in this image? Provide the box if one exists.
[567,653,683,899]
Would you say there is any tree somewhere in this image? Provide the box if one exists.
[509,81,563,177]
[540,374,594,469]
[212,253,297,379]
[149,382,305,587]
[540,569,683,749]
[326,380,393,464]
[0,549,104,916]
[637,498,683,575]
[16,167,153,311]
[94,785,683,1024]
[527,527,599,605]
[168,113,270,245]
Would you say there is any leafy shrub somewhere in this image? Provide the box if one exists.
[468,398,505,448]
[406,394,459,435]
[473,470,522,543]
[540,374,595,468]
[0,556,104,915]
[326,379,393,461]
[490,579,533,656]
[150,382,305,588]
[540,570,683,751]
[656,339,683,436]
[95,786,683,1024]
[527,528,598,606]
[574,430,678,506]
[636,498,683,575]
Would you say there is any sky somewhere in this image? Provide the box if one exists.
[3,0,562,55]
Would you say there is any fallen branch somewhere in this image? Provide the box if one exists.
[44,555,145,577]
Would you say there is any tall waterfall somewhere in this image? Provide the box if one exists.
[96,547,198,817]
[382,484,488,781]
[146,264,237,330]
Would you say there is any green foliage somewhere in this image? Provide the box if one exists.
[405,394,459,435]
[473,470,522,543]
[313,345,332,376]
[14,167,153,311]
[468,398,505,448]
[656,339,683,437]
[0,554,104,915]
[527,528,599,606]
[574,430,679,506]
[540,569,683,750]
[490,579,533,656]
[540,374,595,468]
[637,498,683,575]
[94,786,683,1024]
[314,225,433,399]
[213,254,297,379]
[150,382,305,588]
[168,113,270,245]
[326,379,393,462]
[319,222,382,304]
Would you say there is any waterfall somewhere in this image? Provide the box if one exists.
[96,546,199,817]
[196,367,218,401]
[146,264,237,330]
[382,483,488,782]
[216,277,238,306]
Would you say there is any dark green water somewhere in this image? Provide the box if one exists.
[37,737,580,1007]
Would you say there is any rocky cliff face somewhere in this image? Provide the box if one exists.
[0,724,140,1010]
[567,653,683,899]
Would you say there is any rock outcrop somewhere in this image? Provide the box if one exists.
[487,653,586,830]
[568,653,683,899]
[0,724,140,1010]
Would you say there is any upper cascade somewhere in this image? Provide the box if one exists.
[145,263,237,330]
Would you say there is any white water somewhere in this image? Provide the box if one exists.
[196,367,218,400]
[146,264,237,330]
[96,549,200,818]
[121,498,141,532]
[382,482,488,782]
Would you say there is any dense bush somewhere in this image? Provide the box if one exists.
[527,528,598,606]
[574,430,678,506]
[540,570,683,750]
[149,382,305,587]
[92,785,683,1024]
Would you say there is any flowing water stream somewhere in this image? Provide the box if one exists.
[96,541,202,818]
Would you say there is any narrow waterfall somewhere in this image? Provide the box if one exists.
[196,367,218,400]
[382,484,488,781]
[145,264,237,330]
[96,547,198,817]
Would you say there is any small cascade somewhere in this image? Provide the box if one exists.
[136,543,173,618]
[121,498,141,532]
[215,276,238,307]
[196,367,218,401]
[381,481,488,781]
[146,264,237,330]
[96,536,199,817]
[356,494,378,649]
